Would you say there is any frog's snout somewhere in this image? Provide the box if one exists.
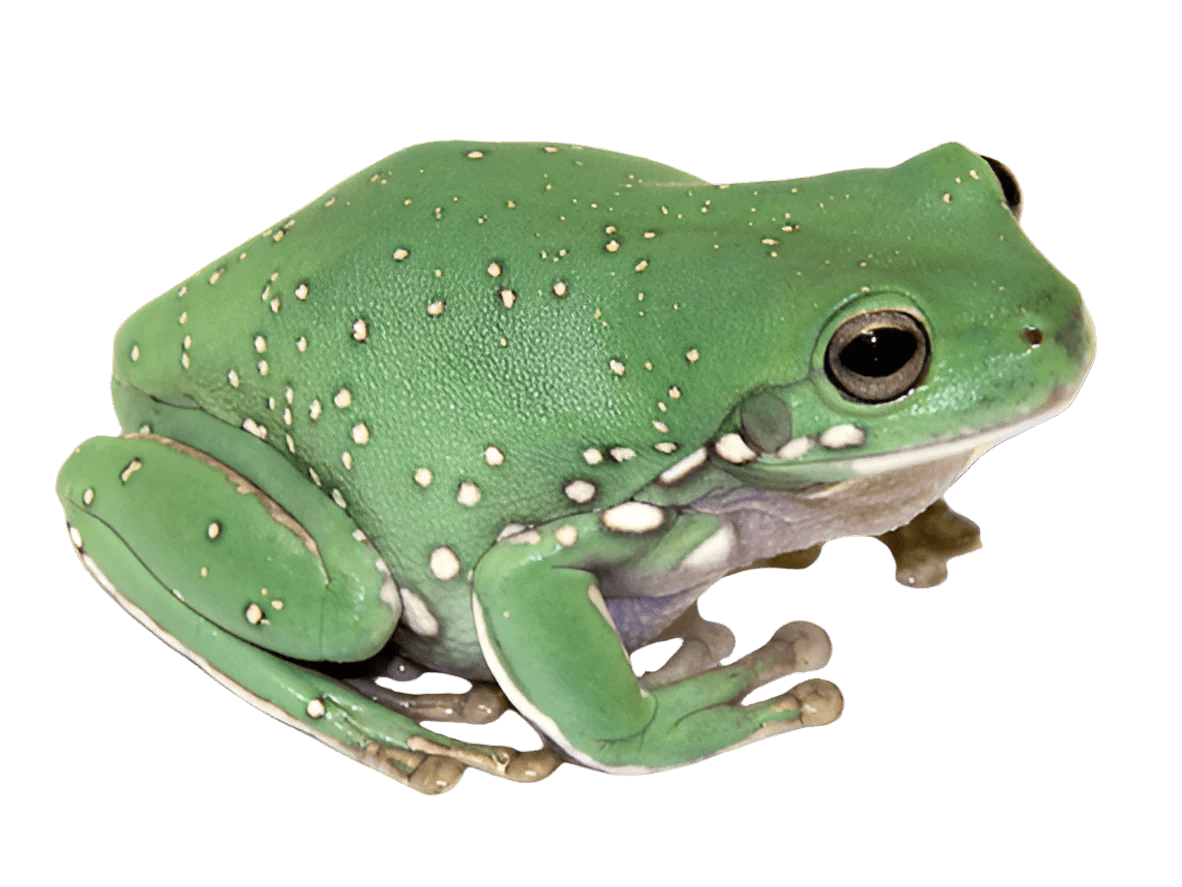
[1015,297,1096,405]
[1058,303,1097,371]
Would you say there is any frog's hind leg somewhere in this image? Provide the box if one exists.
[57,431,559,792]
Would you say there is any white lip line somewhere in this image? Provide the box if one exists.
[847,407,1054,476]
[767,388,1076,478]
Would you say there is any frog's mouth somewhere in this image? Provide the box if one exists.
[828,382,1081,480]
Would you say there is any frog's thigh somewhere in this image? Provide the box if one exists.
[472,511,841,773]
[58,433,399,661]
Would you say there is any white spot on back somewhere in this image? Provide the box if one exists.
[429,546,461,580]
[457,481,481,506]
[564,479,596,503]
[484,446,504,466]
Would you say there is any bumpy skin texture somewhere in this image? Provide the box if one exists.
[57,142,1094,790]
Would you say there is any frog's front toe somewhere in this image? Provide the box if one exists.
[749,678,844,744]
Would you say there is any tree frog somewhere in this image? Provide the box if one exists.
[56,142,1094,793]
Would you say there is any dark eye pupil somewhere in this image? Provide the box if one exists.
[839,327,918,377]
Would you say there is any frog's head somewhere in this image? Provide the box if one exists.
[720,143,1094,488]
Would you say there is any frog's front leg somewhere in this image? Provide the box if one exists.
[57,430,558,792]
[473,509,842,773]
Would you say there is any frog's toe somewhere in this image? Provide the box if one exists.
[344,677,511,725]
[638,602,737,689]
[876,498,982,587]
[360,742,466,794]
[726,620,833,697]
[405,735,564,784]
[749,678,844,741]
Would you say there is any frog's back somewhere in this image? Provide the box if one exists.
[111,143,804,631]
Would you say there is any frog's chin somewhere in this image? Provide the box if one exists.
[848,383,1079,479]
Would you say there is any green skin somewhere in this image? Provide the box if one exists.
[57,142,1094,789]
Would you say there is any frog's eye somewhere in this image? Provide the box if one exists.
[981,155,1022,220]
[825,310,930,404]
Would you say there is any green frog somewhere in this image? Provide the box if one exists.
[56,141,1094,792]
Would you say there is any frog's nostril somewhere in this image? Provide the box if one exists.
[1021,327,1043,347]
[981,155,1023,220]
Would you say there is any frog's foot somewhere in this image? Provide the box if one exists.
[342,677,510,725]
[598,662,843,771]
[637,602,736,690]
[875,498,982,587]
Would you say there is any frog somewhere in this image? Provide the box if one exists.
[56,141,1094,793]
